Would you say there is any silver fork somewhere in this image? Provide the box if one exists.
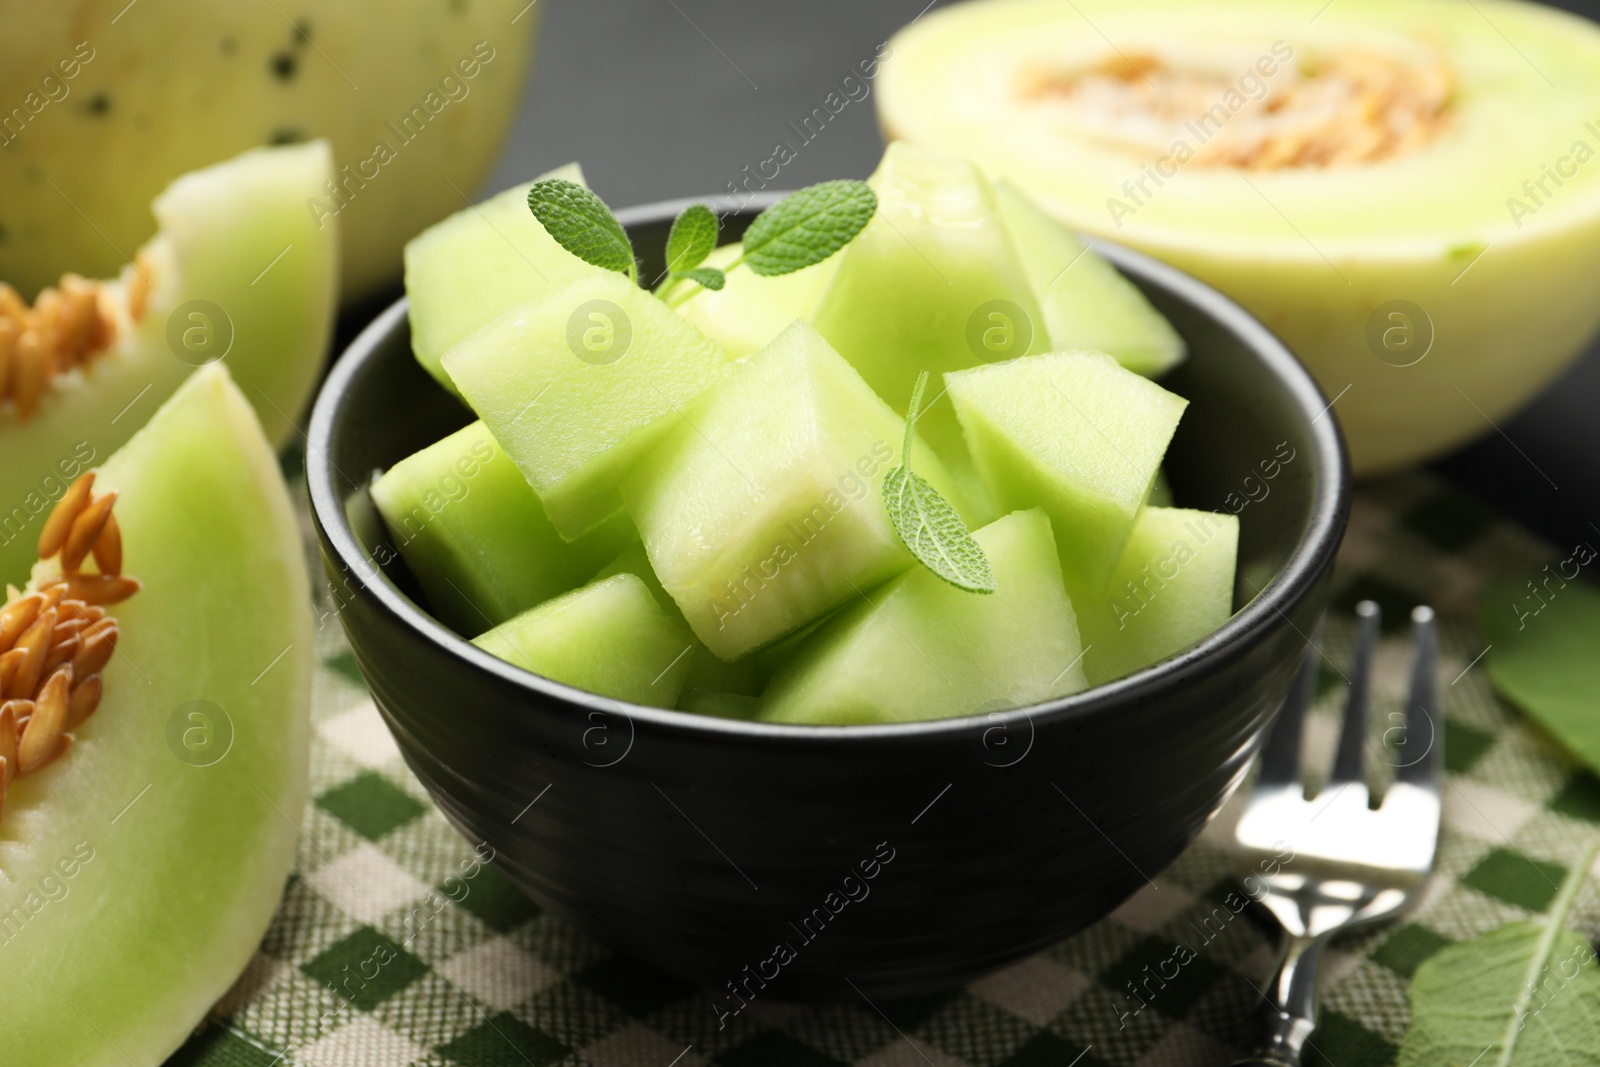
[1230,600,1441,1067]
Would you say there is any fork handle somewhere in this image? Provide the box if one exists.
[1231,931,1327,1067]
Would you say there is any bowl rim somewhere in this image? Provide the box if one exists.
[307,193,1351,744]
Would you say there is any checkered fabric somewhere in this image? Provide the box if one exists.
[168,472,1600,1067]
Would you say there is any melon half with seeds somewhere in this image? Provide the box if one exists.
[2,364,313,1065]
[0,141,337,584]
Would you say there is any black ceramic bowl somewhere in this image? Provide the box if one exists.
[307,194,1349,1001]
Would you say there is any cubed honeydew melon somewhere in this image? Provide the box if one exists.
[994,180,1185,378]
[761,508,1088,724]
[474,573,695,707]
[809,142,1049,460]
[1079,506,1238,684]
[620,320,969,661]
[947,352,1187,606]
[443,272,735,540]
[675,242,837,358]
[679,690,762,719]
[370,421,635,634]
[405,163,606,392]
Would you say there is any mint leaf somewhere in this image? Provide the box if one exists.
[1398,842,1600,1066]
[674,266,725,291]
[527,178,636,280]
[883,371,994,594]
[741,179,876,277]
[665,204,718,273]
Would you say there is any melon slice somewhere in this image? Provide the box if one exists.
[994,180,1184,378]
[404,163,606,393]
[619,320,968,661]
[878,0,1600,472]
[370,420,636,634]
[443,272,735,540]
[4,364,312,1065]
[474,573,695,707]
[0,142,337,584]
[674,241,836,358]
[946,352,1187,605]
[809,141,1048,459]
[1078,506,1238,685]
[761,508,1088,724]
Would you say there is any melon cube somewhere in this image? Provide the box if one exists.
[760,508,1088,725]
[675,242,836,358]
[369,421,635,634]
[809,142,1049,459]
[473,573,695,707]
[1079,507,1239,685]
[619,320,967,661]
[946,351,1187,606]
[443,272,735,540]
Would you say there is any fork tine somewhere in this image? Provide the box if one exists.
[1329,600,1380,785]
[1256,622,1321,785]
[1395,605,1440,787]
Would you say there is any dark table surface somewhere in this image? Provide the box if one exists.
[477,0,1600,552]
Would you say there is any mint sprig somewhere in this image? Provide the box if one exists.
[883,372,995,594]
[526,178,876,304]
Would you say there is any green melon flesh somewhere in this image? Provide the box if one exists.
[674,242,836,358]
[0,142,337,586]
[1078,506,1238,685]
[947,351,1187,606]
[404,163,605,393]
[443,272,735,540]
[994,180,1184,378]
[679,690,762,720]
[809,141,1049,459]
[878,0,1600,472]
[6,364,312,1065]
[474,573,695,707]
[370,420,636,634]
[620,321,968,661]
[761,508,1088,725]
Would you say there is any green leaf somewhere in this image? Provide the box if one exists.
[1480,576,1600,774]
[526,178,635,277]
[1399,843,1600,1067]
[674,267,725,291]
[741,179,876,277]
[882,372,994,594]
[665,204,719,273]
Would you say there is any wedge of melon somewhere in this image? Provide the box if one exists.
[809,141,1049,459]
[947,352,1187,606]
[761,508,1088,724]
[620,321,968,661]
[1079,506,1238,685]
[370,420,636,634]
[994,180,1184,378]
[5,364,312,1065]
[674,242,836,358]
[404,163,606,393]
[474,573,695,707]
[0,142,337,585]
[444,273,735,540]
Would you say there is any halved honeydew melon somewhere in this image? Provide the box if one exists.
[879,0,1600,472]
[6,364,313,1065]
[674,242,837,359]
[404,163,605,393]
[946,351,1187,607]
[474,573,695,707]
[370,420,636,634]
[810,141,1049,460]
[0,142,337,584]
[620,321,969,661]
[761,508,1088,725]
[443,273,735,540]
[1079,506,1238,685]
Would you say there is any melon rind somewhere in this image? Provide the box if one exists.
[4,364,313,1066]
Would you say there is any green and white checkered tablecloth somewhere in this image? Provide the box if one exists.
[166,472,1600,1067]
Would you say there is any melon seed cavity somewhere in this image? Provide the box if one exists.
[0,470,139,820]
